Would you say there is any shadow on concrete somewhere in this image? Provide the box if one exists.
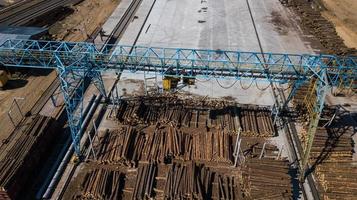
[305,109,356,178]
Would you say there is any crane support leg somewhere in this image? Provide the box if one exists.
[56,56,107,156]
[301,70,329,180]
[88,70,107,98]
[56,57,85,155]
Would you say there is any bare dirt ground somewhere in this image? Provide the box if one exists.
[0,0,120,141]
[0,71,57,141]
[49,0,120,41]
[320,0,357,48]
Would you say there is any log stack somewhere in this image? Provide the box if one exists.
[288,0,356,55]
[308,127,356,199]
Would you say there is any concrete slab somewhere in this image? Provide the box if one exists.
[136,0,261,51]
[135,0,315,54]
[120,0,156,46]
[248,0,316,54]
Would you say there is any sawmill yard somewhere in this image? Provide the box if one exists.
[0,0,356,200]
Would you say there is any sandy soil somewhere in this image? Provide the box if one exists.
[320,0,357,49]
[0,71,57,141]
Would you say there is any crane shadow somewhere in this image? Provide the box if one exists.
[305,111,356,178]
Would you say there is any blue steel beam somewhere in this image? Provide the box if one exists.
[0,39,356,159]
[0,39,356,84]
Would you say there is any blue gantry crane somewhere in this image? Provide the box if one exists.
[0,39,356,174]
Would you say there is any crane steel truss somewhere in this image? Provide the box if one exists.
[0,39,356,169]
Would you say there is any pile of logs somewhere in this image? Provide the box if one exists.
[243,142,281,159]
[94,125,234,165]
[142,126,234,163]
[315,162,357,199]
[288,0,356,55]
[310,127,353,162]
[0,114,57,199]
[72,140,293,199]
[73,168,126,199]
[114,99,209,128]
[72,162,246,200]
[94,127,145,166]
[240,107,275,137]
[308,126,356,199]
[163,162,243,199]
[112,97,275,137]
[72,158,293,199]
[73,96,292,199]
[242,158,292,199]
[190,130,233,163]
[131,162,157,199]
[208,106,240,132]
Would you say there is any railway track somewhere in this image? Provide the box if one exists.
[0,0,82,26]
[103,0,143,46]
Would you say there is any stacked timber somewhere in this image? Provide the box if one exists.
[240,107,275,137]
[71,96,293,199]
[242,158,292,199]
[0,115,57,199]
[243,142,281,159]
[94,127,145,166]
[288,0,356,55]
[308,126,356,199]
[115,99,209,128]
[114,97,275,136]
[162,162,243,199]
[310,127,353,161]
[292,83,310,109]
[208,106,240,132]
[291,79,320,116]
[131,162,157,199]
[73,168,126,200]
[314,162,357,199]
[94,125,234,165]
[142,126,234,163]
[71,162,244,200]
[190,130,233,163]
[141,125,190,162]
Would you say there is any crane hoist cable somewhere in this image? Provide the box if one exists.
[255,80,271,91]
[215,78,238,89]
[239,78,254,90]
